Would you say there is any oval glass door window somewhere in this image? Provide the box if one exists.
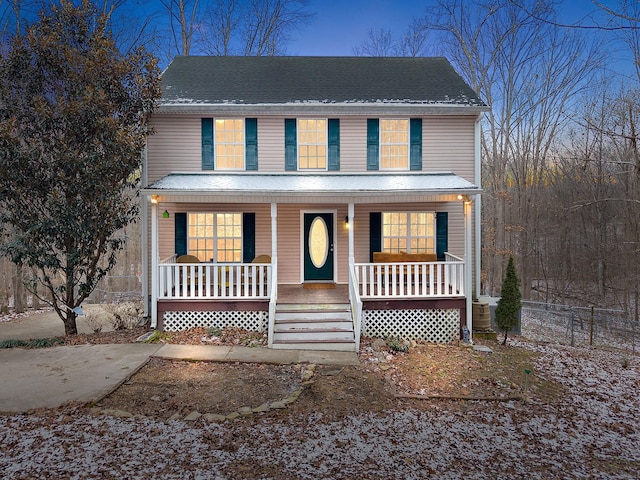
[309,216,329,268]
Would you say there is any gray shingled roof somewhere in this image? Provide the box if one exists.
[161,56,485,107]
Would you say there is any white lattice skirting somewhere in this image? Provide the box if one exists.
[162,310,268,332]
[362,308,460,343]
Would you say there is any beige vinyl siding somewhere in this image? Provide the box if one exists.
[336,117,367,173]
[423,116,476,181]
[147,115,202,182]
[256,117,285,172]
[147,114,477,177]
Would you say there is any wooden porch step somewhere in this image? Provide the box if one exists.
[272,302,356,351]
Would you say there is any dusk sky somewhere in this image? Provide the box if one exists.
[283,0,634,78]
[291,0,422,56]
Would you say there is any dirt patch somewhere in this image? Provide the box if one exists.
[97,358,303,418]
[94,333,564,421]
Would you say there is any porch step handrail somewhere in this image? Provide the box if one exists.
[158,262,271,299]
[348,263,363,351]
[267,258,278,347]
[354,259,464,299]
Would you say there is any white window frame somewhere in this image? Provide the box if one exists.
[382,212,436,254]
[214,118,245,170]
[297,118,328,170]
[379,118,409,171]
[187,212,242,262]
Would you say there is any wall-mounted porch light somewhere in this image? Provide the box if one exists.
[150,195,158,204]
[345,216,349,229]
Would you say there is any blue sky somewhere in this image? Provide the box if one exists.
[284,0,634,78]
[290,0,423,56]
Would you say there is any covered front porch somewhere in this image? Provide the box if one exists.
[143,172,479,351]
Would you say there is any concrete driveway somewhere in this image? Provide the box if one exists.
[0,343,161,413]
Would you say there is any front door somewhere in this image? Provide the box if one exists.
[303,213,334,281]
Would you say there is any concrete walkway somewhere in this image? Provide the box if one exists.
[0,309,359,413]
[0,306,112,341]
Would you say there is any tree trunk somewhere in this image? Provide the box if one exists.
[13,263,24,313]
[64,311,78,335]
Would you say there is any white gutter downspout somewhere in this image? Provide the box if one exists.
[474,113,484,299]
[464,197,474,340]
[141,145,149,319]
[150,197,159,329]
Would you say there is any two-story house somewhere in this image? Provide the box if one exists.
[141,56,487,351]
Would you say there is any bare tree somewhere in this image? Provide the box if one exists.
[200,0,237,55]
[423,0,604,297]
[397,18,430,57]
[160,0,199,56]
[353,28,395,56]
[353,21,430,57]
[198,0,313,56]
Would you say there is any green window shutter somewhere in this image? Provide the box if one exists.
[175,212,187,256]
[284,118,297,171]
[242,213,256,262]
[201,118,214,170]
[328,118,340,171]
[245,118,258,171]
[436,212,448,261]
[369,212,382,262]
[410,118,422,171]
[367,119,379,171]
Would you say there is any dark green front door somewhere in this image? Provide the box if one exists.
[303,213,334,281]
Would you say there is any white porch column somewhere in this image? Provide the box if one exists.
[150,198,159,329]
[348,203,354,266]
[271,203,278,266]
[464,197,473,339]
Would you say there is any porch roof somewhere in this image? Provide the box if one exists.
[142,172,480,203]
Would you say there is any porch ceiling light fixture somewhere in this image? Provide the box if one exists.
[162,210,170,218]
[457,194,463,200]
[150,195,158,204]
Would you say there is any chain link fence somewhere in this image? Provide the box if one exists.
[85,275,142,304]
[521,301,637,354]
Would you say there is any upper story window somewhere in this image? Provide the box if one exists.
[298,119,327,170]
[367,118,422,171]
[285,118,340,171]
[380,119,409,170]
[215,119,245,170]
[201,118,258,171]
[382,212,435,254]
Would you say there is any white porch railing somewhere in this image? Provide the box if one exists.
[158,261,271,299]
[348,264,363,351]
[354,255,464,299]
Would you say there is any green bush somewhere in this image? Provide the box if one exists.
[0,339,28,348]
[386,335,410,353]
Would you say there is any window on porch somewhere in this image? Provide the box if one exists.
[187,213,242,262]
[382,212,435,254]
